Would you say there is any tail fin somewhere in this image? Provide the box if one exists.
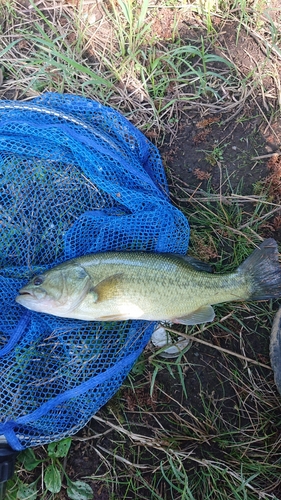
[238,238,281,300]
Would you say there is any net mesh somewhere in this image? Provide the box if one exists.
[0,93,189,451]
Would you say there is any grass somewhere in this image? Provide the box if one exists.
[1,0,279,138]
[6,439,93,499]
[1,0,281,499]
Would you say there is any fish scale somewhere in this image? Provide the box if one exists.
[16,239,281,325]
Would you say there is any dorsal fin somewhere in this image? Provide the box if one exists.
[180,255,214,273]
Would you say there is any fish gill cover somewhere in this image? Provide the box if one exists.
[0,93,189,450]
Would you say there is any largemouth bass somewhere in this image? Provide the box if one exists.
[16,238,281,325]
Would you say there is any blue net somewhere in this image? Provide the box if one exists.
[0,93,189,451]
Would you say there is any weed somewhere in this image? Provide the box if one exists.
[6,438,93,500]
[108,0,151,59]
[0,0,251,140]
[200,142,228,166]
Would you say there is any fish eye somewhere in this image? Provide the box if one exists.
[33,276,44,286]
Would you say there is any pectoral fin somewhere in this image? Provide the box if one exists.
[91,274,124,302]
[173,305,215,325]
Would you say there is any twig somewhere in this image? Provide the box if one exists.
[92,415,170,449]
[238,205,281,230]
[96,444,150,469]
[251,152,281,160]
[166,328,272,371]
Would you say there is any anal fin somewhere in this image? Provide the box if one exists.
[173,305,215,325]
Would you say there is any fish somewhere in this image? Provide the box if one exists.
[16,238,281,325]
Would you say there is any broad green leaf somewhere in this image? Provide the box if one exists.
[47,437,72,458]
[20,448,42,471]
[5,478,18,500]
[17,479,38,500]
[44,464,62,494]
[67,480,93,500]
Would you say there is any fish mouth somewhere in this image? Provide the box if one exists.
[16,292,33,304]
[16,287,47,303]
[16,289,39,304]
[17,289,34,298]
